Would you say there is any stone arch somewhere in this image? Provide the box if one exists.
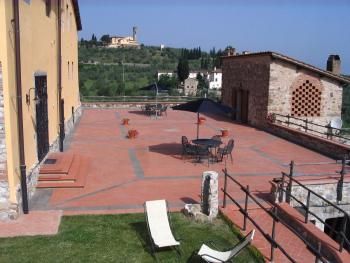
[290,74,323,117]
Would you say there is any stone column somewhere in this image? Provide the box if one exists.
[201,171,219,219]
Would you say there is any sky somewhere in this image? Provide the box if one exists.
[79,0,350,74]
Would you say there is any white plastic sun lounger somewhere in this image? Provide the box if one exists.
[144,200,180,255]
[197,229,255,263]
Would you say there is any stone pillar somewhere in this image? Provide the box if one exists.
[201,171,219,219]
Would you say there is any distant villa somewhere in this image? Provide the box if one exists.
[107,27,140,49]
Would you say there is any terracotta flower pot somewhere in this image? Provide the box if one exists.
[122,118,130,125]
[221,129,229,137]
[198,117,206,125]
[128,129,138,139]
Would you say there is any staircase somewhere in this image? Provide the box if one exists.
[37,153,89,188]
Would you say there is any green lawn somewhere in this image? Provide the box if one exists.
[0,213,263,263]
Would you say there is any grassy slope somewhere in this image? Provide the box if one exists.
[79,46,202,96]
[0,213,263,263]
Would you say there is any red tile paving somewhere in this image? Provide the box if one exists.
[0,210,62,237]
[221,205,316,263]
[25,108,349,261]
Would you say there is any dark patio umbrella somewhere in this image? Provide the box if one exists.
[172,98,234,139]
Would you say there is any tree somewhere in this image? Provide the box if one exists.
[177,58,189,83]
[100,34,110,43]
[158,75,178,91]
[196,73,208,96]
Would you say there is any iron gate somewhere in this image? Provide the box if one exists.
[35,75,49,162]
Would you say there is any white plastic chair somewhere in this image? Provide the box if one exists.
[144,200,180,257]
[197,229,255,262]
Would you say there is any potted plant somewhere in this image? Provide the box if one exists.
[122,118,130,125]
[198,116,206,125]
[221,128,229,137]
[128,129,139,139]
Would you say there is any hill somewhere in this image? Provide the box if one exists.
[78,45,211,97]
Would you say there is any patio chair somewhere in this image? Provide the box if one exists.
[196,229,255,263]
[160,105,168,117]
[144,200,181,258]
[181,136,198,159]
[211,135,222,142]
[217,139,234,163]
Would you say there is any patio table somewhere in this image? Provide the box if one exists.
[192,138,222,163]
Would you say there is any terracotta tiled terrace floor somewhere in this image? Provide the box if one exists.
[30,108,345,262]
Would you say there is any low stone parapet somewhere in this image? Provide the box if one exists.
[267,123,350,159]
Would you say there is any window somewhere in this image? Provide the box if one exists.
[67,61,70,80]
[291,79,322,117]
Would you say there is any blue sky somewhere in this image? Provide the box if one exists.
[79,0,350,74]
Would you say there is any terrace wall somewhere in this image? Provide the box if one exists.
[268,123,350,159]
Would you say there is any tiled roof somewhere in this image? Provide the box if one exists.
[222,51,350,85]
[72,0,82,31]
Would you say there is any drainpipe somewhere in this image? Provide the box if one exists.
[58,0,64,152]
[13,0,29,214]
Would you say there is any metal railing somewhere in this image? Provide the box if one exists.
[270,113,350,143]
[222,168,327,263]
[278,159,350,252]
[80,95,199,103]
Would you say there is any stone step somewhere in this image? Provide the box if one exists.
[37,155,89,188]
[39,153,75,174]
[38,155,81,182]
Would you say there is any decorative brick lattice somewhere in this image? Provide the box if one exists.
[291,79,322,117]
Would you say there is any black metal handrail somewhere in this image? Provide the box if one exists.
[222,169,326,263]
[270,113,350,142]
[279,160,350,252]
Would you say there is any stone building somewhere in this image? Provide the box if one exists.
[108,26,140,49]
[221,52,350,127]
[184,78,198,96]
[0,0,82,220]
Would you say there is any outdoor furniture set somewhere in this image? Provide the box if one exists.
[144,199,255,262]
[182,135,234,166]
[141,104,168,117]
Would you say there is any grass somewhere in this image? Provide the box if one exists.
[0,213,263,263]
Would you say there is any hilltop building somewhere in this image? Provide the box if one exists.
[157,68,222,91]
[184,78,198,96]
[208,67,222,90]
[221,51,350,127]
[0,0,82,220]
[108,27,140,49]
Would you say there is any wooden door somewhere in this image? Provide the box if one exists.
[240,90,249,123]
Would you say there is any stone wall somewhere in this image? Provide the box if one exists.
[267,123,350,159]
[269,61,343,126]
[0,61,9,220]
[222,55,271,126]
[290,178,350,231]
[82,101,180,109]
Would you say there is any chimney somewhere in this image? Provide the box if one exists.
[133,26,137,41]
[327,55,341,75]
